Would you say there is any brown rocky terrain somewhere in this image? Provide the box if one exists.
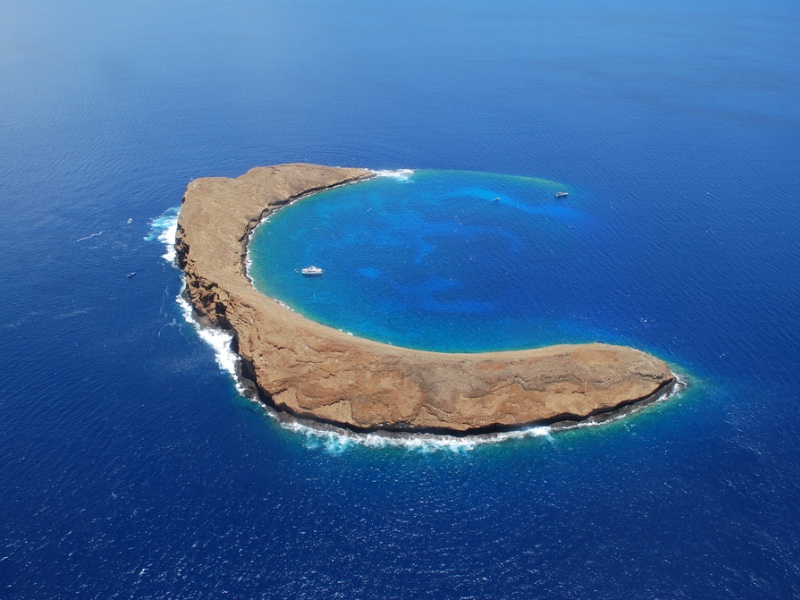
[175,163,675,434]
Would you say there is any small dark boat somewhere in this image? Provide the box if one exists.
[555,191,569,199]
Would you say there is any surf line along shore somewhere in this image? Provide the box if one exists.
[175,163,676,435]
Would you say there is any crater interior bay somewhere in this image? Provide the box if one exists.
[249,170,601,352]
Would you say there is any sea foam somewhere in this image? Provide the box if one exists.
[371,168,415,182]
[174,294,250,395]
[279,421,553,454]
[145,207,180,263]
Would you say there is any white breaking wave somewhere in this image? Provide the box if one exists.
[568,370,689,431]
[281,421,553,454]
[145,207,180,263]
[371,168,415,182]
[277,369,687,453]
[146,205,248,395]
[175,293,250,396]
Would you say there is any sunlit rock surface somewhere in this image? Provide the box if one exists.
[176,163,675,434]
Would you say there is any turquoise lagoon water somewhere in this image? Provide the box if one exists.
[249,170,602,352]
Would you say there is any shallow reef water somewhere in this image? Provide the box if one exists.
[249,169,598,352]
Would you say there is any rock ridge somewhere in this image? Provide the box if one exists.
[176,163,675,434]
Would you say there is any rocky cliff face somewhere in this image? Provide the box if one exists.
[176,163,675,434]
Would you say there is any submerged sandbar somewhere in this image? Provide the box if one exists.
[176,163,674,434]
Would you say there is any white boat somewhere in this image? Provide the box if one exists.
[300,265,324,276]
[555,191,569,199]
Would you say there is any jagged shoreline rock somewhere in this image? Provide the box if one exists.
[175,163,675,434]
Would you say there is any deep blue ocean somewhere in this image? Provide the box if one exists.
[2,1,800,598]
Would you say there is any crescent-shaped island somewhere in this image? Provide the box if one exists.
[176,163,676,435]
